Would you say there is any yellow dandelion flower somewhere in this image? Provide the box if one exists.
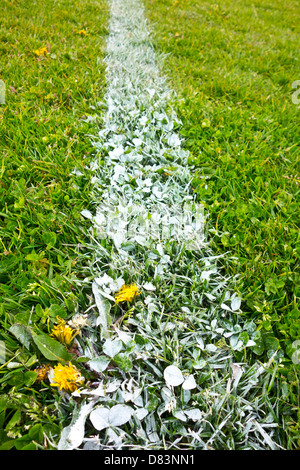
[114,283,140,304]
[33,46,48,57]
[34,364,51,383]
[51,316,79,346]
[73,28,88,36]
[50,362,84,393]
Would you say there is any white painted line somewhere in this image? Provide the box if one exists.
[59,0,283,451]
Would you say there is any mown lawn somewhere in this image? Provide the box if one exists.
[0,0,299,450]
[143,0,300,446]
[144,0,299,444]
[0,0,108,449]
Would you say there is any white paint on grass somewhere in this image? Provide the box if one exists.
[83,0,205,252]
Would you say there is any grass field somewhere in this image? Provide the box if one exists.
[0,0,108,448]
[144,0,300,442]
[0,0,299,450]
[144,0,300,349]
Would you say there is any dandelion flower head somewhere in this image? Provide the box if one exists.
[33,46,48,57]
[50,362,84,393]
[34,364,51,383]
[114,283,140,304]
[51,316,79,346]
[68,313,89,331]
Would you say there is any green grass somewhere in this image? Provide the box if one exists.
[143,0,300,445]
[0,0,108,449]
[0,0,299,450]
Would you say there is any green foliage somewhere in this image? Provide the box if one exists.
[0,0,299,450]
[143,0,299,448]
[143,0,299,348]
[0,0,108,449]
